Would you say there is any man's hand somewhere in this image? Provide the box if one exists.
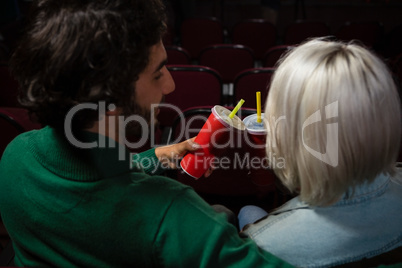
[155,138,213,177]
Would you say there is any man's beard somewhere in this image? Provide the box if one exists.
[123,101,160,142]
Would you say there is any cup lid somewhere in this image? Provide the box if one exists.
[243,113,267,134]
[212,105,246,131]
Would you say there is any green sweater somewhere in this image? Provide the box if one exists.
[0,126,292,267]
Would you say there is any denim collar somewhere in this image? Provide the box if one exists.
[269,173,393,214]
[335,173,390,206]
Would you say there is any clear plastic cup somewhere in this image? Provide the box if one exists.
[243,113,275,187]
[243,113,267,158]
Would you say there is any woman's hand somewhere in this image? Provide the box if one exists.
[155,138,213,177]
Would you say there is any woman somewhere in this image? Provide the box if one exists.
[238,38,402,267]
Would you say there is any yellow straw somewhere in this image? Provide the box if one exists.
[229,99,245,119]
[256,91,262,123]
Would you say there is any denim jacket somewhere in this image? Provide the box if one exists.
[242,169,402,268]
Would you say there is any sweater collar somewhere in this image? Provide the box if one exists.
[31,126,139,182]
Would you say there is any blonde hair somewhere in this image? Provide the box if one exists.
[265,39,402,206]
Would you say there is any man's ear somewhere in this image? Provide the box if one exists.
[105,105,123,116]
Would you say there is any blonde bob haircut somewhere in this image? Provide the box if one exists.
[264,38,401,206]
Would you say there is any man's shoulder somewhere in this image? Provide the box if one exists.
[7,127,40,144]
[128,172,193,194]
[1,128,42,161]
[125,172,208,209]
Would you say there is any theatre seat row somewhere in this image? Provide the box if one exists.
[166,43,294,69]
[164,18,402,61]
[158,65,275,127]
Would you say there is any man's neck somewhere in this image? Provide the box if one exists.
[84,115,121,144]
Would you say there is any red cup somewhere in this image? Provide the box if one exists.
[180,105,245,179]
[243,113,275,187]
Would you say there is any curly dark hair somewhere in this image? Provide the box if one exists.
[10,0,167,131]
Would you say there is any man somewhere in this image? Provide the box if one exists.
[0,0,291,267]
